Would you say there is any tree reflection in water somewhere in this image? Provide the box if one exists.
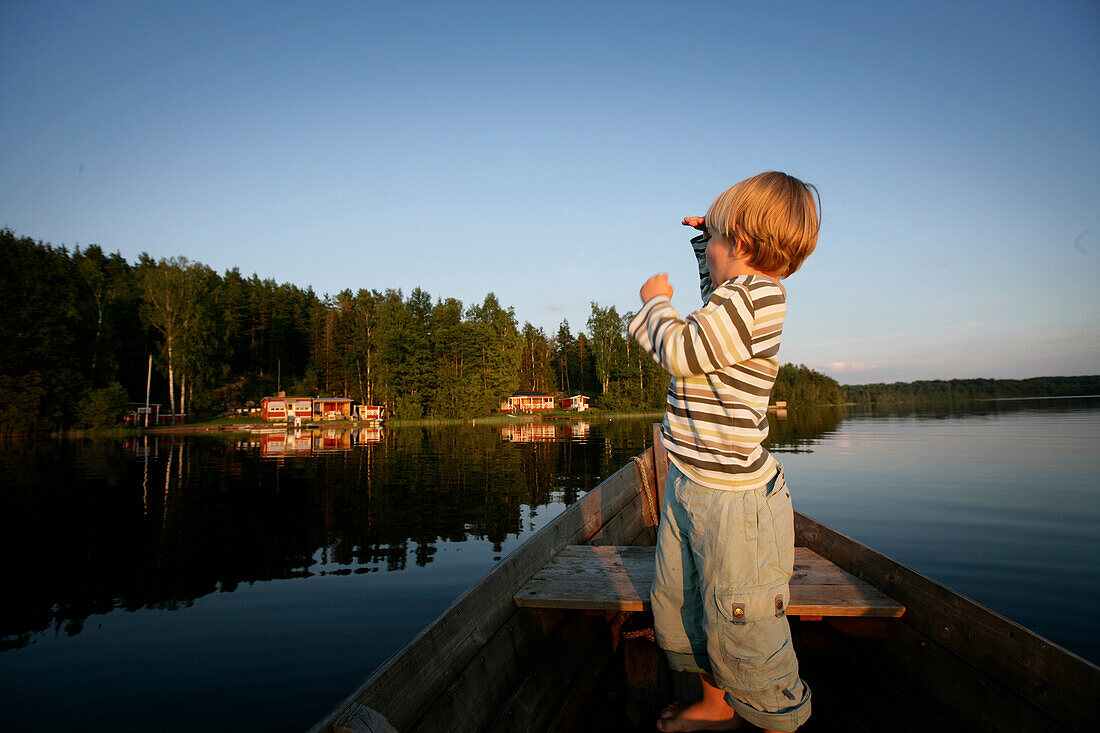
[766,405,844,453]
[0,412,850,651]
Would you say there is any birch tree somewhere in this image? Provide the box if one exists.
[141,258,191,414]
[587,302,623,394]
[140,257,222,417]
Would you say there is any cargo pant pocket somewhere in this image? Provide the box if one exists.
[761,472,795,581]
[711,584,799,702]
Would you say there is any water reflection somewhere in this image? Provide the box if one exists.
[4,399,1098,733]
[0,419,653,651]
[246,427,384,457]
[500,420,590,442]
[6,400,1066,653]
[766,405,843,452]
[846,394,1100,419]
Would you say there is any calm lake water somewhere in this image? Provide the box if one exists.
[1,398,1098,731]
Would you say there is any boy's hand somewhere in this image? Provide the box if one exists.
[640,274,673,303]
[682,216,707,231]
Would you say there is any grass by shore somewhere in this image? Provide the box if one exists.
[396,409,665,426]
[78,408,667,435]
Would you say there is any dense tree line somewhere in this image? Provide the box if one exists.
[1,231,670,430]
[2,230,322,431]
[842,375,1100,404]
[772,363,843,406]
[10,229,1089,431]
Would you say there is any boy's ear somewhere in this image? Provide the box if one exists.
[732,235,748,258]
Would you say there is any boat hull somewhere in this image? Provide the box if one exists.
[311,446,1099,732]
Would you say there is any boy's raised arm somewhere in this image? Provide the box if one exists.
[682,216,715,305]
[629,281,756,378]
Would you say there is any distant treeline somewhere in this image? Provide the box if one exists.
[841,376,1100,404]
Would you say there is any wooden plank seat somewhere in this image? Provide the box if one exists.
[514,545,905,619]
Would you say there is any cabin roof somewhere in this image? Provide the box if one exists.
[261,396,354,403]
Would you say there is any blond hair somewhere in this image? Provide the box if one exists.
[705,171,820,278]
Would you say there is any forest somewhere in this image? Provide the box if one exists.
[841,375,1100,404]
[2,229,674,431]
[5,229,1093,432]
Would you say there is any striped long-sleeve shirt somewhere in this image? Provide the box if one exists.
[628,234,786,491]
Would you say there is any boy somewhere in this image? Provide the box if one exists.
[628,171,819,733]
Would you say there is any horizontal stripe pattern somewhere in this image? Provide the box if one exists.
[629,239,787,491]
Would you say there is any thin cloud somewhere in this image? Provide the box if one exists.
[821,361,873,373]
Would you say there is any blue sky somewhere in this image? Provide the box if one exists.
[2,1,1098,383]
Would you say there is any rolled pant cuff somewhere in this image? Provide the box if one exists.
[662,649,712,675]
[725,689,812,733]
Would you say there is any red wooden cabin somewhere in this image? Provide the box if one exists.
[560,395,590,412]
[261,396,314,422]
[500,392,555,413]
[313,397,354,421]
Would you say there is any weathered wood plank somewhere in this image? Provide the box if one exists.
[626,485,658,549]
[585,491,649,549]
[792,549,868,579]
[406,485,654,732]
[310,458,645,733]
[652,422,668,512]
[330,703,399,733]
[788,585,905,617]
[516,546,654,610]
[791,618,952,733]
[818,617,1076,732]
[514,545,905,617]
[541,622,620,732]
[486,612,612,733]
[415,490,657,733]
[408,606,559,733]
[632,523,657,548]
[794,512,1100,731]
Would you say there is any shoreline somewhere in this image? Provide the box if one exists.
[15,394,1099,439]
[141,409,668,433]
[46,410,665,437]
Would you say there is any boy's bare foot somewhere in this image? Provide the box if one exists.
[655,700,743,732]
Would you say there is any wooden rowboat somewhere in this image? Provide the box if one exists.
[310,432,1099,732]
